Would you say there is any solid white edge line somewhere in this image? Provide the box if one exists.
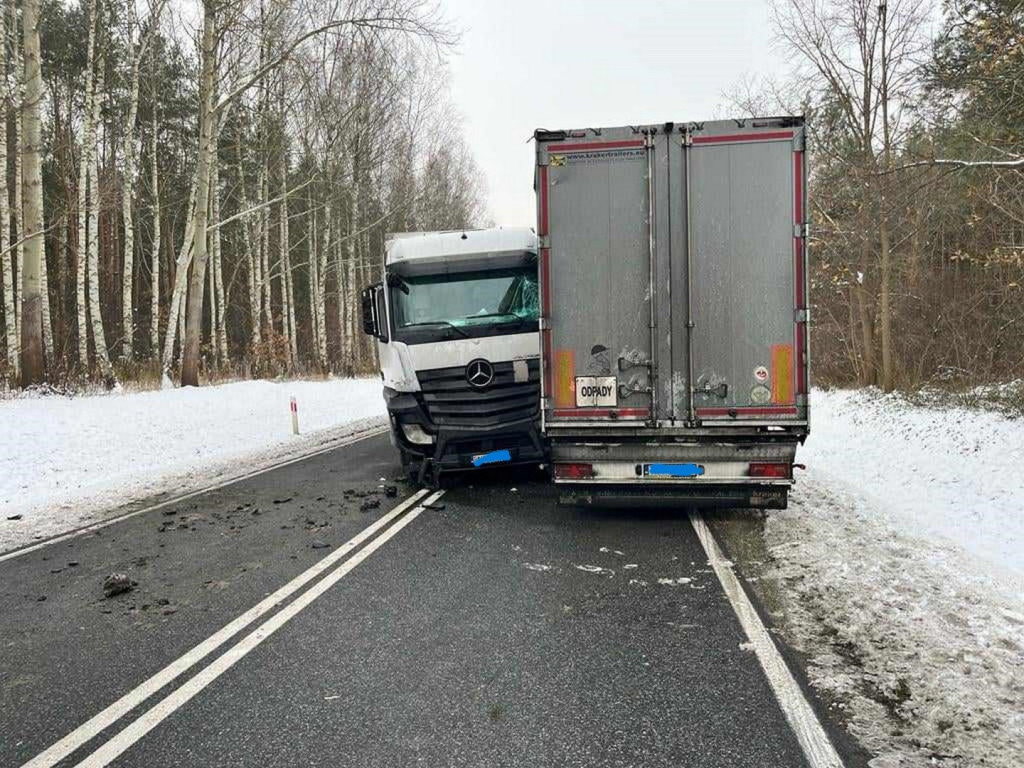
[0,425,388,564]
[74,490,445,768]
[688,511,845,768]
[21,487,430,768]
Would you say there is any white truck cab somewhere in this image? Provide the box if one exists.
[361,227,542,485]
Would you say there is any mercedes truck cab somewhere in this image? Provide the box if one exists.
[361,227,543,485]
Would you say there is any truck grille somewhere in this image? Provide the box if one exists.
[417,360,540,428]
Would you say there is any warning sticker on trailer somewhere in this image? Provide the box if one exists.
[575,376,617,407]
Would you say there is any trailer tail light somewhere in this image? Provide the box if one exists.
[554,463,595,480]
[748,462,792,479]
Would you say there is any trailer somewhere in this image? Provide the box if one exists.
[534,117,809,508]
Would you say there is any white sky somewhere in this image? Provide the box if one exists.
[444,0,789,226]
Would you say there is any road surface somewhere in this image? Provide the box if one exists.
[0,432,865,767]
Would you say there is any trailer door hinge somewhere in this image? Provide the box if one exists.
[794,309,810,323]
[793,223,807,238]
[538,234,551,249]
[538,317,550,331]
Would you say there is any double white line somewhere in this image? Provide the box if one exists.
[23,488,443,768]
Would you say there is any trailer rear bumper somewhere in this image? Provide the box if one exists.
[548,437,798,509]
[558,484,789,510]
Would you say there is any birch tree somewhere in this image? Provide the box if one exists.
[87,50,115,384]
[121,0,165,361]
[11,0,22,346]
[75,0,99,371]
[149,104,161,357]
[1,0,14,378]
[179,0,217,387]
[19,0,44,385]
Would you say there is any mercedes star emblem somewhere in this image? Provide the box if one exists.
[465,359,495,389]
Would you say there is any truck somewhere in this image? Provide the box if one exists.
[534,117,809,508]
[361,227,544,485]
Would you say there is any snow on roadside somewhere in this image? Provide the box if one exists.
[764,388,1024,767]
[803,388,1024,584]
[0,378,386,554]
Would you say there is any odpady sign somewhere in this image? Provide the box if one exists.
[575,376,617,407]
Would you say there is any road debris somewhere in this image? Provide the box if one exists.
[102,573,134,598]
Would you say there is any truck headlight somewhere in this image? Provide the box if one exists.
[401,423,434,445]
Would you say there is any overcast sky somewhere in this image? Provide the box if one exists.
[443,0,789,227]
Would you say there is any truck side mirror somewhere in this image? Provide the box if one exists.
[360,283,389,342]
[361,284,379,337]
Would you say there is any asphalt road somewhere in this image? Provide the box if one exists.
[0,432,862,767]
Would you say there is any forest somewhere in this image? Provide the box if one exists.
[762,0,1024,391]
[0,0,1021,393]
[0,0,483,389]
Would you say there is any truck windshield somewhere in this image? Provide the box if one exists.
[390,267,539,335]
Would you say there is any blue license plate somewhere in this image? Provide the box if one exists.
[472,449,512,467]
[645,463,705,478]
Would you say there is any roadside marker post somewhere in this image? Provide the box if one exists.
[290,397,299,435]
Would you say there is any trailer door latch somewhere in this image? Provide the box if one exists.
[618,355,651,371]
[619,381,652,399]
[694,382,728,399]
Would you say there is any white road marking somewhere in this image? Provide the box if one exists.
[21,486,430,768]
[688,511,845,768]
[73,490,445,768]
[0,425,388,564]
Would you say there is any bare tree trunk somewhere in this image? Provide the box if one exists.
[40,239,52,365]
[180,0,216,387]
[877,0,894,392]
[279,142,296,368]
[260,166,271,330]
[12,0,23,346]
[236,141,261,350]
[855,195,876,385]
[211,151,227,366]
[18,0,44,385]
[334,174,346,368]
[150,107,161,357]
[343,190,357,373]
[0,0,15,378]
[317,200,329,369]
[75,0,98,370]
[176,283,186,369]
[308,201,319,366]
[120,0,141,361]
[161,168,197,379]
[207,236,216,362]
[87,52,114,384]
[878,201,893,390]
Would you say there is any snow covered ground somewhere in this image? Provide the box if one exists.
[765,388,1024,767]
[0,378,386,554]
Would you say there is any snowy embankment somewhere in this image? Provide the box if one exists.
[769,388,1023,767]
[0,378,386,554]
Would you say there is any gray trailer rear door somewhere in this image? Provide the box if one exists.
[687,128,807,422]
[539,137,652,423]
[537,120,808,430]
